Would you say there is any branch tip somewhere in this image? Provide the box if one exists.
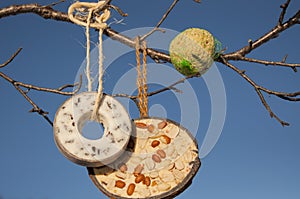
[278,0,291,26]
[44,0,66,8]
[0,47,23,68]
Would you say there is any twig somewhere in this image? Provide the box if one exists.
[0,74,53,126]
[15,85,54,126]
[0,71,82,126]
[0,49,82,125]
[109,5,128,17]
[44,0,66,8]
[147,73,201,97]
[113,72,200,110]
[254,88,289,126]
[141,0,179,41]
[0,69,82,126]
[278,0,291,26]
[0,48,22,68]
[0,72,81,96]
[238,56,300,71]
[224,8,300,59]
[57,76,82,92]
[220,56,294,126]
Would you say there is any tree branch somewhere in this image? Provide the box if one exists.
[0,70,53,126]
[0,1,300,126]
[278,0,291,26]
[113,73,200,104]
[0,48,82,125]
[141,0,180,41]
[219,55,300,126]
[0,48,22,68]
[0,71,81,96]
[223,6,300,60]
[238,56,300,71]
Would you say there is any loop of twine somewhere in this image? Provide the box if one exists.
[68,1,110,121]
[135,37,149,118]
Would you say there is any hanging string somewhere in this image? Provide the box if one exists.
[68,1,110,120]
[85,9,93,92]
[135,37,149,118]
[91,27,105,120]
[142,41,149,117]
[135,37,143,116]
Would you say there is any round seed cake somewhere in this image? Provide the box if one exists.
[88,117,201,199]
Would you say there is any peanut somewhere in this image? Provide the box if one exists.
[119,163,128,173]
[115,180,126,189]
[143,176,151,187]
[183,150,193,163]
[158,121,167,129]
[145,158,156,170]
[151,180,157,187]
[157,149,166,159]
[133,164,144,176]
[157,183,171,191]
[159,170,175,182]
[135,174,145,184]
[147,124,155,133]
[135,122,148,129]
[149,171,159,179]
[175,160,185,171]
[151,140,160,148]
[173,169,184,180]
[115,171,127,179]
[127,183,136,196]
[165,124,179,138]
[161,135,171,144]
[152,154,161,163]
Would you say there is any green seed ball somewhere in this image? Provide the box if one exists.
[169,28,216,76]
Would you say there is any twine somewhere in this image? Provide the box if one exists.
[68,1,110,120]
[135,37,148,118]
[142,41,148,117]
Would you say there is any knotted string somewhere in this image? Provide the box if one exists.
[135,37,149,118]
[68,1,110,120]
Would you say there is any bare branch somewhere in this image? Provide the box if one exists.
[0,3,298,65]
[0,48,22,68]
[57,75,82,93]
[0,70,82,126]
[278,0,291,26]
[238,56,300,71]
[109,5,128,17]
[0,4,71,21]
[219,56,298,126]
[224,8,300,60]
[147,73,200,97]
[141,0,179,41]
[0,72,81,96]
[44,0,66,8]
[255,88,289,126]
[0,1,299,126]
[15,84,53,126]
[112,93,141,113]
[113,73,200,112]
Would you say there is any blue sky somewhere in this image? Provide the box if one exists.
[0,0,300,199]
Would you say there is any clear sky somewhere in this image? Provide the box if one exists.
[0,0,300,199]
